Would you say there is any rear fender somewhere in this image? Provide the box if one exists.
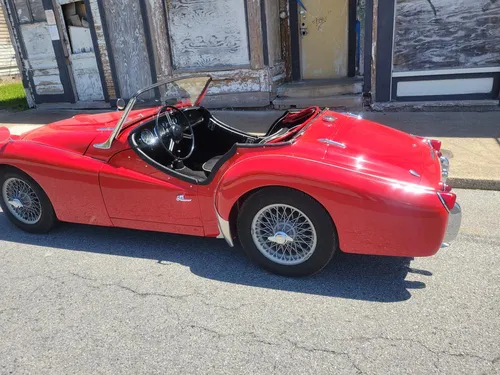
[215,154,448,257]
[0,140,112,226]
[215,155,338,222]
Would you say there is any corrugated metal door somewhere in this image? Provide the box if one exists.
[0,7,19,77]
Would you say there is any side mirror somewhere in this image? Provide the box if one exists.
[0,126,11,144]
[116,98,126,111]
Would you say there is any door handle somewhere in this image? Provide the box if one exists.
[176,194,192,202]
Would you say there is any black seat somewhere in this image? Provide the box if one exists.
[202,155,223,173]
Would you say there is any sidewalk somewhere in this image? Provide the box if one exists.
[1,109,499,190]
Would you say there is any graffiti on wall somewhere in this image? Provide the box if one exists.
[167,0,250,69]
[393,0,500,71]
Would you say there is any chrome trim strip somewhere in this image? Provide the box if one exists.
[216,211,234,247]
[293,108,329,143]
[343,112,362,119]
[94,96,137,149]
[437,193,450,213]
[426,139,436,160]
[318,138,346,149]
[176,194,192,202]
[409,169,421,178]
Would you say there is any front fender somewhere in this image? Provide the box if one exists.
[0,127,11,145]
[0,140,112,226]
[215,154,448,257]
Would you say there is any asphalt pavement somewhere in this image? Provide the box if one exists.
[0,188,499,374]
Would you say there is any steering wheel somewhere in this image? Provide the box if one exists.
[154,105,194,161]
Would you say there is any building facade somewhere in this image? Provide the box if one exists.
[1,0,499,108]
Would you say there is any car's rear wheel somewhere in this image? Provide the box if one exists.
[0,168,57,233]
[237,187,338,277]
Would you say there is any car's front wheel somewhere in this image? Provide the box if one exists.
[0,168,57,233]
[237,187,338,277]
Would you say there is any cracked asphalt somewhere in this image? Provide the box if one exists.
[0,188,499,374]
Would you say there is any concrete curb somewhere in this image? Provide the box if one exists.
[449,177,500,191]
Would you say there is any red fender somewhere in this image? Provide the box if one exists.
[0,140,112,226]
[0,127,11,144]
[215,154,447,257]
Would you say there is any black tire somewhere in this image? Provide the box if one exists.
[0,168,57,233]
[237,187,338,277]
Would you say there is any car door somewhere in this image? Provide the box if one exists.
[99,149,203,236]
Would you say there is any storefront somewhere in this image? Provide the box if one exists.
[4,0,496,107]
[373,0,500,102]
[2,0,285,107]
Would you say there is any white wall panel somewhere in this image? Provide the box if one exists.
[167,0,250,69]
[397,78,494,97]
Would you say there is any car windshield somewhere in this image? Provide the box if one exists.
[122,75,212,127]
[94,75,212,150]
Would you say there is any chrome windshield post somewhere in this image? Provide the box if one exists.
[93,97,136,150]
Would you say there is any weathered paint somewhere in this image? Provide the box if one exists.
[247,0,264,69]
[187,68,268,94]
[101,0,152,98]
[67,25,92,53]
[53,1,104,102]
[20,22,64,94]
[87,0,115,98]
[300,0,349,79]
[166,0,250,69]
[14,0,45,23]
[145,0,172,79]
[265,0,282,67]
[70,52,104,100]
[279,0,292,80]
[4,0,276,107]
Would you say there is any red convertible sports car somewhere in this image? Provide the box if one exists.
[0,76,461,276]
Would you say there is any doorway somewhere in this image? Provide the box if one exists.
[58,1,104,102]
[289,0,356,81]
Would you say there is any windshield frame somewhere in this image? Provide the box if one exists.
[93,75,212,150]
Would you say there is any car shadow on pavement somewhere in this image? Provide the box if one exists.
[0,215,431,303]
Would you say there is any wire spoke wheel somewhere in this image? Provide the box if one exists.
[251,204,317,266]
[2,177,42,225]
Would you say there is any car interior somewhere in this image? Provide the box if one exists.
[129,106,318,183]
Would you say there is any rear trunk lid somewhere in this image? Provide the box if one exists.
[316,113,440,186]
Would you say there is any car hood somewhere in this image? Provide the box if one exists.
[300,112,439,186]
[21,112,123,154]
[20,109,158,155]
